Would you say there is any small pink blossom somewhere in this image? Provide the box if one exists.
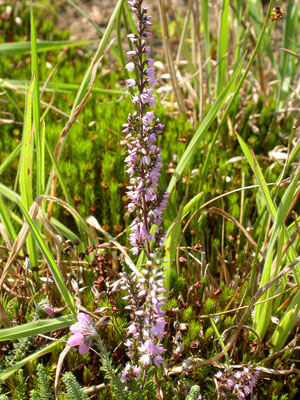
[125,62,135,72]
[67,313,97,354]
[127,50,137,56]
[127,79,137,87]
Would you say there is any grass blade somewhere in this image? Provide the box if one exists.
[0,79,128,96]
[215,0,229,98]
[18,201,76,315]
[0,40,96,56]
[30,0,43,199]
[210,317,230,365]
[201,0,211,95]
[167,54,245,195]
[277,0,299,108]
[71,0,124,115]
[0,195,17,244]
[66,0,122,63]
[20,75,38,269]
[0,315,75,341]
[0,338,67,383]
[0,143,22,176]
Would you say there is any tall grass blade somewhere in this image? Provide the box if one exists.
[0,40,95,56]
[201,0,211,95]
[0,79,129,96]
[277,0,299,108]
[164,202,185,292]
[18,201,76,315]
[20,76,38,269]
[0,196,17,244]
[237,133,300,339]
[215,0,229,98]
[167,55,245,195]
[66,0,122,63]
[0,143,22,176]
[0,183,21,203]
[271,304,299,351]
[30,0,43,198]
[71,0,124,115]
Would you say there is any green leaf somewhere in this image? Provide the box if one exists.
[0,183,21,203]
[0,336,69,382]
[1,79,128,96]
[0,315,75,341]
[0,40,96,56]
[0,195,17,244]
[167,54,245,195]
[20,75,38,268]
[18,201,76,315]
[182,192,203,219]
[164,202,185,293]
[0,143,22,176]
[216,0,230,97]
[30,0,43,198]
[71,0,125,115]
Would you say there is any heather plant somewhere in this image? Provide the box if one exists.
[67,1,169,397]
[0,0,299,398]
[215,366,261,400]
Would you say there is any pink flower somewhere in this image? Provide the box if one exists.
[145,67,155,78]
[127,33,137,43]
[127,79,137,87]
[142,111,154,125]
[125,62,135,72]
[127,50,137,56]
[67,313,97,354]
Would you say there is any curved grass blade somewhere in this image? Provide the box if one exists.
[51,218,80,242]
[71,0,124,115]
[66,0,121,63]
[18,201,76,315]
[0,195,17,244]
[0,337,66,383]
[167,53,245,195]
[0,183,21,203]
[45,140,88,246]
[199,0,275,192]
[0,143,22,176]
[210,317,230,365]
[182,192,203,220]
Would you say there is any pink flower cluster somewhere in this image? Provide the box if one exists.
[123,0,168,256]
[215,365,261,400]
[121,0,168,386]
[120,260,167,382]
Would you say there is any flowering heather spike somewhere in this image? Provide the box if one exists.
[121,1,168,389]
[120,257,167,371]
[124,0,168,258]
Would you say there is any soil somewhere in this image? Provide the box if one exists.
[56,0,189,41]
